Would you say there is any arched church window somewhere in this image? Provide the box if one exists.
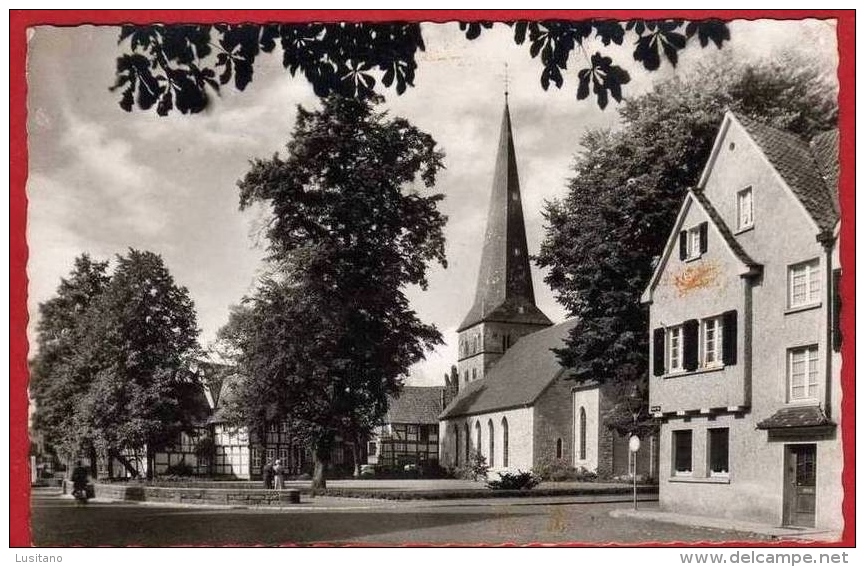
[556,438,563,460]
[472,368,477,381]
[579,407,587,460]
[464,423,470,462]
[488,419,495,467]
[475,421,482,454]
[501,418,509,467]
[454,425,460,467]
[473,335,479,353]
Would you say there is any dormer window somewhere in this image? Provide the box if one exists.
[737,187,754,231]
[679,222,708,261]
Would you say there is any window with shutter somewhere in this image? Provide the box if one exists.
[682,225,706,260]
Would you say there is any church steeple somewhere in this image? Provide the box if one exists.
[458,101,552,333]
[454,101,552,389]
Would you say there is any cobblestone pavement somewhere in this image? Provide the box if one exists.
[31,488,770,546]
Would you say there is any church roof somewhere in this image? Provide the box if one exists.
[386,386,444,425]
[458,102,552,332]
[735,115,839,232]
[440,319,577,419]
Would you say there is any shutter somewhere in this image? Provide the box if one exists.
[722,310,738,366]
[699,222,708,254]
[679,231,687,260]
[683,319,699,371]
[653,328,666,376]
[833,269,842,352]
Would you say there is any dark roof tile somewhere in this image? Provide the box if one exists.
[736,115,838,232]
[387,386,444,425]
[756,405,835,430]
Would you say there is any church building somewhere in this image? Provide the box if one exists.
[438,100,653,478]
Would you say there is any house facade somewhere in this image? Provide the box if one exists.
[642,112,841,530]
[367,386,445,470]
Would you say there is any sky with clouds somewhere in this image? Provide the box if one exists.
[25,17,838,386]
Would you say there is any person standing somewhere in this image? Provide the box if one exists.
[273,459,284,490]
[262,460,274,489]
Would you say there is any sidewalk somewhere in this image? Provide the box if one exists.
[610,508,842,543]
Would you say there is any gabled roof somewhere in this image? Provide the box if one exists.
[440,319,577,420]
[386,386,444,425]
[698,113,839,233]
[641,189,761,304]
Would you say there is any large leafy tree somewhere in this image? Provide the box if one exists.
[77,249,201,477]
[111,19,730,114]
[30,255,111,465]
[30,250,201,477]
[221,95,446,490]
[535,58,837,407]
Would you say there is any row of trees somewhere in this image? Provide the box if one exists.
[30,250,201,478]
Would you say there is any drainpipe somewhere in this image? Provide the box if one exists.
[743,276,753,409]
[818,231,836,419]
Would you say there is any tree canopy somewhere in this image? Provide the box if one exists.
[111,19,730,115]
[30,254,110,458]
[535,57,838,397]
[220,95,447,489]
[29,250,201,476]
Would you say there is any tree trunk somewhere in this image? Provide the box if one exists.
[146,446,154,480]
[311,438,331,494]
[350,439,360,478]
[88,445,98,478]
[111,450,141,479]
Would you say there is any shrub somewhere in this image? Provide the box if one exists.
[454,450,489,481]
[487,470,541,490]
[163,461,194,477]
[533,457,598,482]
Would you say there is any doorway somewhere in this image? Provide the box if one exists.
[783,444,816,527]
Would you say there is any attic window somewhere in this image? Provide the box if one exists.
[679,223,708,261]
[737,187,754,231]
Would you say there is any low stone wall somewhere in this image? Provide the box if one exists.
[91,482,300,506]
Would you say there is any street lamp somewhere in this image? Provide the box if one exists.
[626,385,643,511]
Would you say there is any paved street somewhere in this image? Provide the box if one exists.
[30,488,770,546]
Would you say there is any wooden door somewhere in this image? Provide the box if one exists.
[784,444,817,527]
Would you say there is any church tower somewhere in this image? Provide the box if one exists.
[456,100,552,388]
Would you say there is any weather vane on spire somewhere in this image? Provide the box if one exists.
[504,62,509,101]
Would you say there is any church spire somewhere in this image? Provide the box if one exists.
[457,102,552,332]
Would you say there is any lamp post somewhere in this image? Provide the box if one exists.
[626,386,642,511]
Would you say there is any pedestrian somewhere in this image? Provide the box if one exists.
[71,460,89,504]
[273,459,285,491]
[262,460,274,489]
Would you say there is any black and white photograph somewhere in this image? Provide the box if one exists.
[16,10,852,549]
